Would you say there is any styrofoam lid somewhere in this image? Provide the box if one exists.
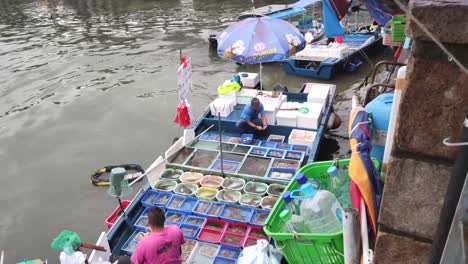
[276,110,298,118]
[298,102,323,116]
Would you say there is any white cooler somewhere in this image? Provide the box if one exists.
[210,98,234,117]
[257,91,283,109]
[288,129,317,148]
[276,110,298,127]
[264,104,278,126]
[238,72,260,88]
[237,88,259,105]
[297,103,323,129]
[307,83,334,106]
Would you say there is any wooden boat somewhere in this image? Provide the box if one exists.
[87,83,337,261]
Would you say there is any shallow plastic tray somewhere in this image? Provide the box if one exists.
[154,192,173,206]
[134,215,149,230]
[180,196,198,213]
[240,134,254,145]
[141,190,159,207]
[225,222,250,236]
[121,228,147,256]
[266,149,285,159]
[284,150,305,161]
[166,195,186,211]
[249,147,268,157]
[220,204,254,223]
[184,215,206,227]
[202,218,227,232]
[276,143,292,150]
[206,202,225,218]
[165,210,186,224]
[260,141,278,149]
[180,223,200,240]
[220,232,246,248]
[186,241,219,263]
[267,167,296,181]
[193,200,213,216]
[210,160,241,173]
[217,245,242,259]
[213,256,237,264]
[197,228,223,243]
[251,208,270,227]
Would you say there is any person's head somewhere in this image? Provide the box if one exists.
[148,206,165,229]
[251,98,260,112]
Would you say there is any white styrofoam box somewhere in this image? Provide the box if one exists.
[257,91,283,109]
[237,88,259,105]
[307,83,334,106]
[279,101,302,110]
[295,45,329,60]
[297,103,323,129]
[238,72,260,88]
[328,44,350,59]
[264,103,278,126]
[281,94,287,104]
[219,91,237,106]
[288,129,317,148]
[276,110,298,127]
[210,98,233,117]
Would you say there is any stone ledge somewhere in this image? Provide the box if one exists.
[373,231,432,264]
[407,0,468,44]
[379,156,451,240]
[395,52,468,160]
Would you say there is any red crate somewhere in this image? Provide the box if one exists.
[197,228,222,243]
[243,237,259,248]
[106,200,131,229]
[247,225,269,241]
[220,232,246,248]
[202,218,227,232]
[225,222,249,236]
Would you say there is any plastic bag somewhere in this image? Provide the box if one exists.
[238,240,282,264]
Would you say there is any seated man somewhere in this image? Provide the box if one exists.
[131,207,185,264]
[236,98,268,134]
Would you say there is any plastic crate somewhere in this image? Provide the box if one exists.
[268,167,296,181]
[243,236,259,248]
[290,144,309,153]
[210,160,241,173]
[251,209,271,227]
[166,195,186,211]
[186,242,219,263]
[134,215,149,230]
[213,256,237,264]
[121,228,147,256]
[180,223,200,240]
[198,228,223,243]
[141,190,159,207]
[267,134,285,143]
[206,202,225,218]
[217,245,242,260]
[184,215,206,227]
[248,225,269,241]
[260,141,277,149]
[284,150,304,161]
[225,222,250,236]
[276,143,292,150]
[203,218,228,232]
[154,192,173,206]
[220,204,254,223]
[390,15,406,42]
[180,197,198,213]
[266,149,285,159]
[249,147,268,157]
[251,139,261,146]
[263,159,375,264]
[220,232,246,248]
[165,210,186,224]
[240,134,254,144]
[106,200,130,229]
[193,200,213,216]
[345,58,363,73]
[382,27,403,46]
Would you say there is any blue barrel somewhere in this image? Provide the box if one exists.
[365,93,394,162]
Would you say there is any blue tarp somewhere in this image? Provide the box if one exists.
[292,0,321,8]
[361,0,391,25]
[323,0,344,38]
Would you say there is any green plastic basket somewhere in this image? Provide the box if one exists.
[390,15,406,42]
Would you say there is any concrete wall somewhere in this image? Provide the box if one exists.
[373,0,468,263]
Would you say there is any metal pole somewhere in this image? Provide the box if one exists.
[218,112,224,176]
[259,62,263,90]
[361,199,372,264]
[431,117,468,263]
[343,208,360,264]
[117,197,127,218]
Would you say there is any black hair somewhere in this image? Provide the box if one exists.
[148,206,165,227]
[251,98,260,106]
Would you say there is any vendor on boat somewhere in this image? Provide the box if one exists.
[236,98,268,134]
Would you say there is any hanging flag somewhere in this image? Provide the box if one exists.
[322,0,345,38]
[177,55,192,101]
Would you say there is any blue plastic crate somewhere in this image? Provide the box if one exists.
[140,206,166,218]
[180,223,200,240]
[217,245,242,260]
[206,202,225,218]
[290,144,309,153]
[193,200,213,216]
[141,190,159,207]
[134,215,149,230]
[164,221,181,227]
[251,208,270,227]
[184,215,206,227]
[180,197,198,213]
[260,141,277,149]
[284,150,304,161]
[165,210,186,224]
[268,167,296,181]
[213,256,238,264]
[220,204,254,223]
[266,149,285,159]
[276,143,292,150]
[346,58,363,73]
[154,192,173,206]
[240,134,253,144]
[121,228,147,256]
[166,195,186,211]
[249,147,267,157]
[251,139,261,146]
[210,160,240,173]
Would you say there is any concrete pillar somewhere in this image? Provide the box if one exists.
[373,0,468,263]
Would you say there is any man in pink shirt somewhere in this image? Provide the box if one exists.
[131,206,185,264]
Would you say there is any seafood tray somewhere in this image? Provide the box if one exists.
[186,242,220,264]
[268,167,296,181]
[153,179,177,192]
[222,177,245,191]
[238,156,271,177]
[165,210,186,224]
[243,236,259,248]
[181,239,197,263]
[180,223,200,240]
[180,171,204,184]
[179,196,198,213]
[240,134,253,145]
[213,256,237,264]
[216,190,241,204]
[134,215,149,230]
[217,245,242,260]
[228,137,241,144]
[193,200,212,216]
[249,147,267,157]
[170,147,195,164]
[166,195,185,210]
[276,143,292,150]
[195,187,218,201]
[266,149,285,159]
[267,134,285,143]
[174,183,198,196]
[239,193,262,207]
[260,141,277,149]
[197,228,223,243]
[232,144,251,154]
[222,152,246,162]
[291,144,309,153]
[184,215,206,227]
[200,175,224,189]
[220,204,254,223]
[160,168,183,180]
[154,192,173,206]
[251,208,270,227]
[217,143,235,152]
[203,218,227,232]
[210,160,240,173]
[272,159,300,170]
[220,232,246,248]
[243,182,268,196]
[225,222,249,235]
[260,196,278,210]
[267,183,286,197]
[141,190,159,207]
[248,225,269,241]
[285,150,304,161]
[206,202,225,218]
[121,229,147,255]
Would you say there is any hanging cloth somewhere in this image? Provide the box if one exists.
[323,0,345,38]
[173,101,191,127]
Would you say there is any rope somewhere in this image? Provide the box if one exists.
[443,138,468,147]
[393,0,468,75]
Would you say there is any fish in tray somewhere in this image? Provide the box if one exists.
[270,171,293,179]
[181,240,197,262]
[194,201,210,213]
[207,203,223,216]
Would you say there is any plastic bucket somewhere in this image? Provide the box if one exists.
[200,175,224,189]
[160,168,183,181]
[267,184,286,197]
[180,172,204,184]
[260,196,278,210]
[153,180,177,192]
[196,187,219,201]
[174,183,198,196]
[244,182,268,196]
[239,193,262,207]
[222,177,245,191]
[216,190,241,203]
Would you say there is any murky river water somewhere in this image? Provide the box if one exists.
[0,0,389,261]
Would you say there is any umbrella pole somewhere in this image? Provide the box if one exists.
[218,112,224,176]
[361,199,372,264]
[259,62,263,90]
